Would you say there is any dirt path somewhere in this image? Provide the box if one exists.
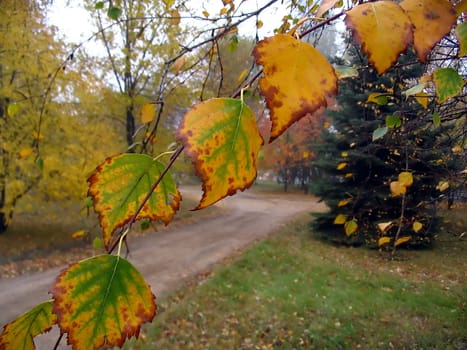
[0,189,326,348]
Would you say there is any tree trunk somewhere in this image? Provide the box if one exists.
[0,212,7,234]
[0,187,7,233]
[126,105,135,148]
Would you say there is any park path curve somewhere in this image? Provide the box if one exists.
[0,188,326,349]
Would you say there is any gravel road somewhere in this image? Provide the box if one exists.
[0,188,326,349]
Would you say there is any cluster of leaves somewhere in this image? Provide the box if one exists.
[0,0,465,349]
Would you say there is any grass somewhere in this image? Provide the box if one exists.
[123,214,466,350]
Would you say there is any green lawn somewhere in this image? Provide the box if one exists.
[124,215,466,350]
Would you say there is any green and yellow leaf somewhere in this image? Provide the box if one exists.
[433,68,465,103]
[378,236,391,246]
[345,1,413,74]
[253,34,337,142]
[177,98,263,209]
[395,236,411,247]
[50,255,156,350]
[140,103,156,124]
[367,93,388,105]
[344,219,358,236]
[333,65,359,79]
[0,300,57,350]
[456,21,467,57]
[400,0,457,62]
[87,153,181,248]
[334,214,347,225]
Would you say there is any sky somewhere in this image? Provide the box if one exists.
[47,1,289,47]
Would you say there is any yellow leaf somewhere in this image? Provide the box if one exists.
[344,173,353,179]
[220,7,228,15]
[400,0,457,62]
[345,1,413,74]
[419,74,432,83]
[18,147,34,159]
[345,219,358,236]
[256,20,263,29]
[169,9,180,24]
[378,236,391,246]
[398,171,413,188]
[337,162,347,170]
[316,0,340,17]
[377,221,393,233]
[390,181,406,197]
[457,0,467,15]
[341,151,349,157]
[237,68,248,83]
[32,131,44,140]
[333,214,346,225]
[414,92,429,109]
[323,121,331,129]
[140,103,156,124]
[452,145,463,154]
[7,103,19,117]
[173,56,185,74]
[177,98,263,209]
[395,236,411,247]
[303,151,309,159]
[253,34,337,142]
[337,199,350,207]
[202,10,209,17]
[71,229,86,239]
[412,221,423,232]
[436,180,449,192]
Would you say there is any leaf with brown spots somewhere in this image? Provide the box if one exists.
[177,98,263,209]
[400,0,456,62]
[87,153,181,248]
[345,1,413,74]
[0,301,57,350]
[50,254,156,350]
[253,34,337,142]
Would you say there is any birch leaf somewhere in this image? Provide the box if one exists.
[400,0,457,62]
[0,301,57,350]
[87,154,181,248]
[345,1,413,74]
[253,34,337,142]
[50,255,156,350]
[177,98,263,209]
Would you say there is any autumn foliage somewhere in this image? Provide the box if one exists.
[0,0,465,349]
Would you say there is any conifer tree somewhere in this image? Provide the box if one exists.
[309,47,457,249]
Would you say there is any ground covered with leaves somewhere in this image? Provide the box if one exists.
[124,212,466,350]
